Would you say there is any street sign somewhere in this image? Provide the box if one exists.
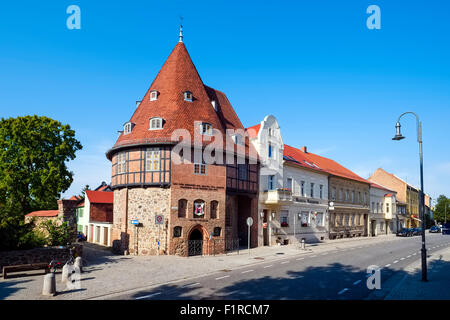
[155,215,164,225]
[262,223,268,229]
[246,217,253,227]
[130,219,139,225]
[246,217,253,255]
[329,201,335,211]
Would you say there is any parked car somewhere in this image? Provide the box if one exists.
[443,223,450,235]
[397,228,412,237]
[429,226,441,233]
[76,231,87,242]
[411,228,423,236]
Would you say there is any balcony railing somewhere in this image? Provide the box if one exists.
[261,189,292,205]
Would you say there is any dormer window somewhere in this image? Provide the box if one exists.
[123,122,134,135]
[200,123,212,135]
[184,91,193,102]
[149,117,163,130]
[150,90,158,101]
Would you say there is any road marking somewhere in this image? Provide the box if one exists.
[353,280,361,285]
[413,253,417,256]
[215,275,230,280]
[407,255,411,258]
[400,258,405,260]
[182,282,200,288]
[385,264,391,267]
[242,270,254,274]
[393,260,399,264]
[338,288,349,295]
[296,258,304,261]
[281,261,289,264]
[311,255,317,258]
[263,265,273,269]
[135,292,161,300]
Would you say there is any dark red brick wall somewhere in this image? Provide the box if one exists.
[90,203,113,223]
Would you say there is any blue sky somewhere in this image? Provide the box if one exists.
[1,0,449,202]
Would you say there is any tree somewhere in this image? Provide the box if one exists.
[42,220,75,246]
[433,195,449,224]
[79,184,90,199]
[0,115,82,215]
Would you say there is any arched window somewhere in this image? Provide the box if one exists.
[193,199,205,218]
[210,200,218,219]
[149,117,163,130]
[173,226,182,237]
[123,122,134,135]
[213,227,221,237]
[178,199,187,218]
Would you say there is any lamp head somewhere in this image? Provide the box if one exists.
[392,122,405,141]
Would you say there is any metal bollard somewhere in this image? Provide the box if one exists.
[42,272,56,296]
[301,238,306,250]
[74,257,83,273]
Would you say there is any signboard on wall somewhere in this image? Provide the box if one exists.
[155,215,164,225]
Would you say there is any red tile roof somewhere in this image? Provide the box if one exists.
[284,145,368,184]
[86,190,113,204]
[26,210,59,217]
[246,124,261,139]
[283,145,327,173]
[107,42,255,159]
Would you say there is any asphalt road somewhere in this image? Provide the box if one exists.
[109,233,450,300]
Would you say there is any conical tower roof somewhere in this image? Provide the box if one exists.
[108,41,247,159]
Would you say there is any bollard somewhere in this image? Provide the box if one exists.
[74,257,83,273]
[42,272,56,296]
[301,238,306,250]
[61,264,69,284]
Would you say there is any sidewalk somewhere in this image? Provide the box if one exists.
[383,245,450,300]
[0,233,400,300]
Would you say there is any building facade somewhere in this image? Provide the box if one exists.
[369,182,398,236]
[107,32,259,256]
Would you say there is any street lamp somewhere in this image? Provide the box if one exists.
[392,111,427,281]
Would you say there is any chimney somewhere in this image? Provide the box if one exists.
[301,146,307,153]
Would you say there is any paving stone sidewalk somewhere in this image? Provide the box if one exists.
[0,234,401,300]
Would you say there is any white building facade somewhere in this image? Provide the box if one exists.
[369,183,398,236]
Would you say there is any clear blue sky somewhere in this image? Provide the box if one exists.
[1,0,449,202]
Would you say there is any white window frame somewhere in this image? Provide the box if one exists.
[117,152,126,174]
[150,90,158,101]
[145,150,160,172]
[319,185,323,199]
[193,163,207,175]
[316,212,324,227]
[310,183,315,198]
[124,122,132,135]
[268,175,275,190]
[149,117,163,130]
[200,123,212,136]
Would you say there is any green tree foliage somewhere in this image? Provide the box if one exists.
[434,195,450,223]
[42,220,75,246]
[0,115,82,251]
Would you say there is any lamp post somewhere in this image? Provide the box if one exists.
[392,111,427,281]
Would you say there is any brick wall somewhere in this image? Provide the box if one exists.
[90,203,113,223]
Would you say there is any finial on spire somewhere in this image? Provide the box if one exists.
[179,16,183,43]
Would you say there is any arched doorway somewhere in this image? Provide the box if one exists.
[188,228,204,256]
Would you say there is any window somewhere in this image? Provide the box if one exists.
[351,191,355,203]
[193,200,205,218]
[316,212,324,227]
[232,134,244,145]
[77,207,84,218]
[358,192,361,203]
[173,226,182,237]
[150,90,158,101]
[310,183,315,198]
[331,187,336,201]
[194,163,207,175]
[117,152,127,174]
[238,164,248,180]
[280,211,289,226]
[268,143,272,158]
[268,175,275,190]
[184,91,193,102]
[301,211,309,227]
[286,178,293,191]
[345,190,349,202]
[200,123,212,135]
[149,117,163,130]
[268,128,273,136]
[124,122,133,135]
[145,150,160,171]
[319,185,323,199]
[339,189,343,201]
[213,227,221,237]
[386,203,390,213]
[178,199,187,218]
[377,203,380,213]
[301,181,305,196]
[210,200,218,219]
[372,202,375,212]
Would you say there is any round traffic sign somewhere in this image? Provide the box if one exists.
[246,217,253,226]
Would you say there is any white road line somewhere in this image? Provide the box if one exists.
[311,255,317,258]
[393,260,399,264]
[215,275,230,280]
[281,261,289,264]
[353,280,361,285]
[182,282,200,288]
[338,288,349,295]
[385,264,391,267]
[263,265,273,268]
[135,292,161,300]
[413,253,417,256]
[242,270,254,274]
[296,258,304,261]
[400,258,405,260]
[407,255,411,258]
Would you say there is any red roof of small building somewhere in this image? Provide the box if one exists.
[26,210,59,217]
[283,145,327,173]
[246,124,261,139]
[86,190,113,204]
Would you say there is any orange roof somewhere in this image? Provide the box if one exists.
[86,190,113,204]
[246,124,261,139]
[283,145,327,173]
[107,42,253,159]
[284,145,368,184]
[26,210,59,217]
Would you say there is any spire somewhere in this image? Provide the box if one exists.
[179,17,183,43]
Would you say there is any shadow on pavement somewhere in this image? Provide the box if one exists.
[0,279,32,300]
